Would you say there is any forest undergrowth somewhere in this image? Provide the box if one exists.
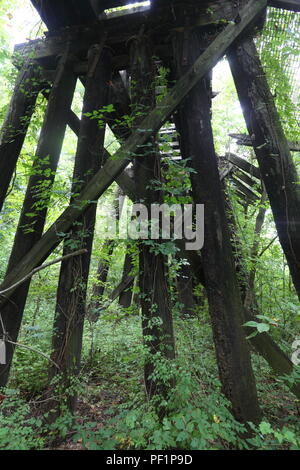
[1,308,299,451]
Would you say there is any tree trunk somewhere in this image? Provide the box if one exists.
[227,37,300,300]
[0,52,76,387]
[48,46,112,414]
[173,26,261,424]
[0,64,42,212]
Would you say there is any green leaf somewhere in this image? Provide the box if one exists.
[257,323,270,333]
[259,422,272,435]
[174,417,185,430]
[244,321,259,328]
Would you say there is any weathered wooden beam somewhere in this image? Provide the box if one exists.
[235,190,250,207]
[111,45,173,71]
[173,22,261,423]
[268,0,300,11]
[31,0,143,29]
[223,186,300,400]
[106,71,131,142]
[81,72,136,201]
[113,273,135,304]
[246,308,300,399]
[48,46,112,414]
[235,169,261,189]
[219,164,234,181]
[0,52,77,387]
[14,36,93,70]
[43,73,136,201]
[228,37,300,301]
[231,176,260,202]
[16,0,251,66]
[230,133,300,153]
[64,102,136,200]
[79,73,137,198]
[0,0,268,306]
[226,152,261,179]
[130,34,176,406]
[0,65,42,212]
[188,224,300,400]
[30,0,97,30]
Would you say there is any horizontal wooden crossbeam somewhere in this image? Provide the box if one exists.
[235,169,261,189]
[268,0,300,11]
[17,1,256,69]
[230,133,300,152]
[30,1,251,32]
[25,1,300,74]
[231,176,260,202]
[225,152,261,179]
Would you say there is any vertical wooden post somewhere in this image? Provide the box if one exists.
[173,26,261,423]
[108,71,131,142]
[0,52,77,388]
[227,38,300,300]
[0,64,42,212]
[130,35,176,406]
[48,45,112,413]
[223,183,300,399]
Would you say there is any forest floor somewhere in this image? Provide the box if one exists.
[52,380,299,451]
[2,316,300,450]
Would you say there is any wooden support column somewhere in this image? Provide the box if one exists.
[108,71,131,142]
[227,38,300,301]
[181,227,300,399]
[130,35,176,405]
[173,27,261,423]
[223,183,300,399]
[60,102,136,201]
[0,64,42,212]
[48,45,112,413]
[0,52,76,388]
[0,0,268,307]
